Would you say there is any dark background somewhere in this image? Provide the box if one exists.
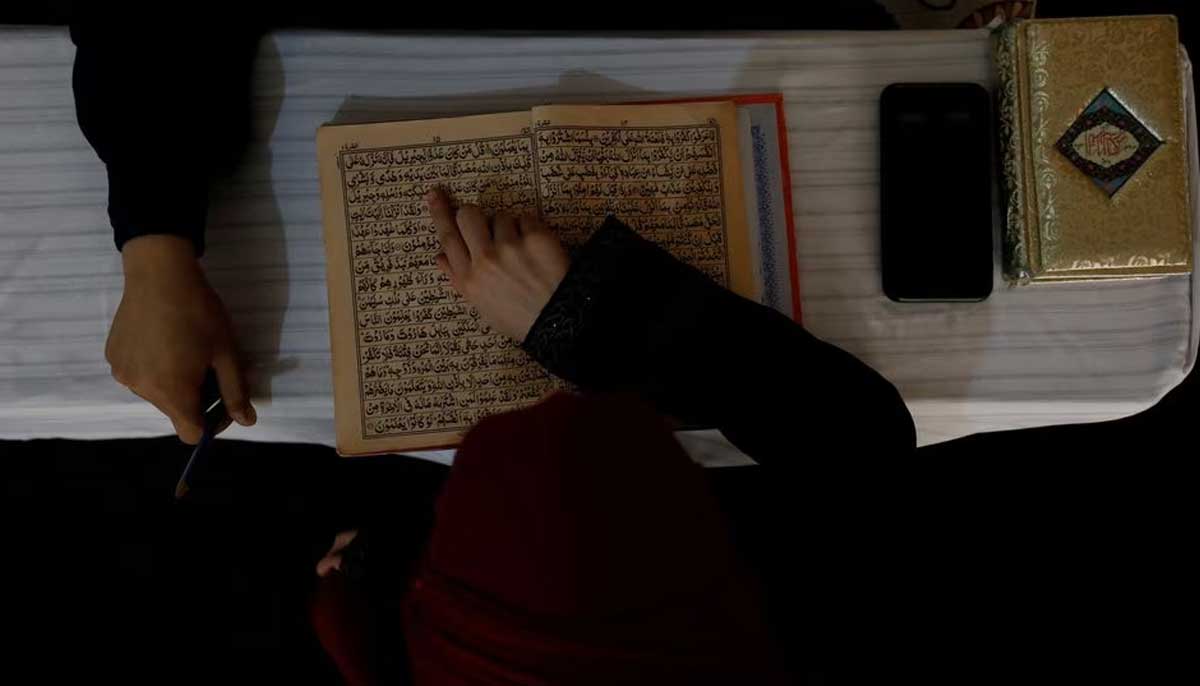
[2,2,1195,683]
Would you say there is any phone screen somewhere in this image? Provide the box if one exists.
[880,83,994,302]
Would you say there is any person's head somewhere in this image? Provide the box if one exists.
[404,392,788,685]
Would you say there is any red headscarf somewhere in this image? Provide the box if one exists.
[403,392,788,685]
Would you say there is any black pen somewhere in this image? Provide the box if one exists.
[174,369,228,500]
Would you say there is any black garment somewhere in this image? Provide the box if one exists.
[3,435,446,685]
[524,216,917,462]
[70,23,263,255]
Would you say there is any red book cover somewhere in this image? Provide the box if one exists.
[638,93,800,322]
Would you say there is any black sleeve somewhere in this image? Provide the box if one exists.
[523,217,916,463]
[70,22,263,256]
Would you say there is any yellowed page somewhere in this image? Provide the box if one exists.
[316,112,558,455]
[531,102,755,298]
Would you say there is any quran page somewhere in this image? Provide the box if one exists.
[317,112,559,455]
[531,102,756,298]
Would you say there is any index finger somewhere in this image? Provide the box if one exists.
[426,188,469,274]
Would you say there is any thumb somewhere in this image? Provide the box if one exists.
[213,346,255,427]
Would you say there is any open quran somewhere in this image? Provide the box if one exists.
[317,97,797,455]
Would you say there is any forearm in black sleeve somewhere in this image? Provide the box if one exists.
[523,218,916,463]
[70,22,262,256]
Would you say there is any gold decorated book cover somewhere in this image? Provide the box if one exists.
[996,16,1192,282]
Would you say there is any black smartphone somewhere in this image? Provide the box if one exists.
[880,83,993,302]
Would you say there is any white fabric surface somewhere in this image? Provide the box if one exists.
[0,28,1195,463]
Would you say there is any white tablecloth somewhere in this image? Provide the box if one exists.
[1,28,1195,464]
